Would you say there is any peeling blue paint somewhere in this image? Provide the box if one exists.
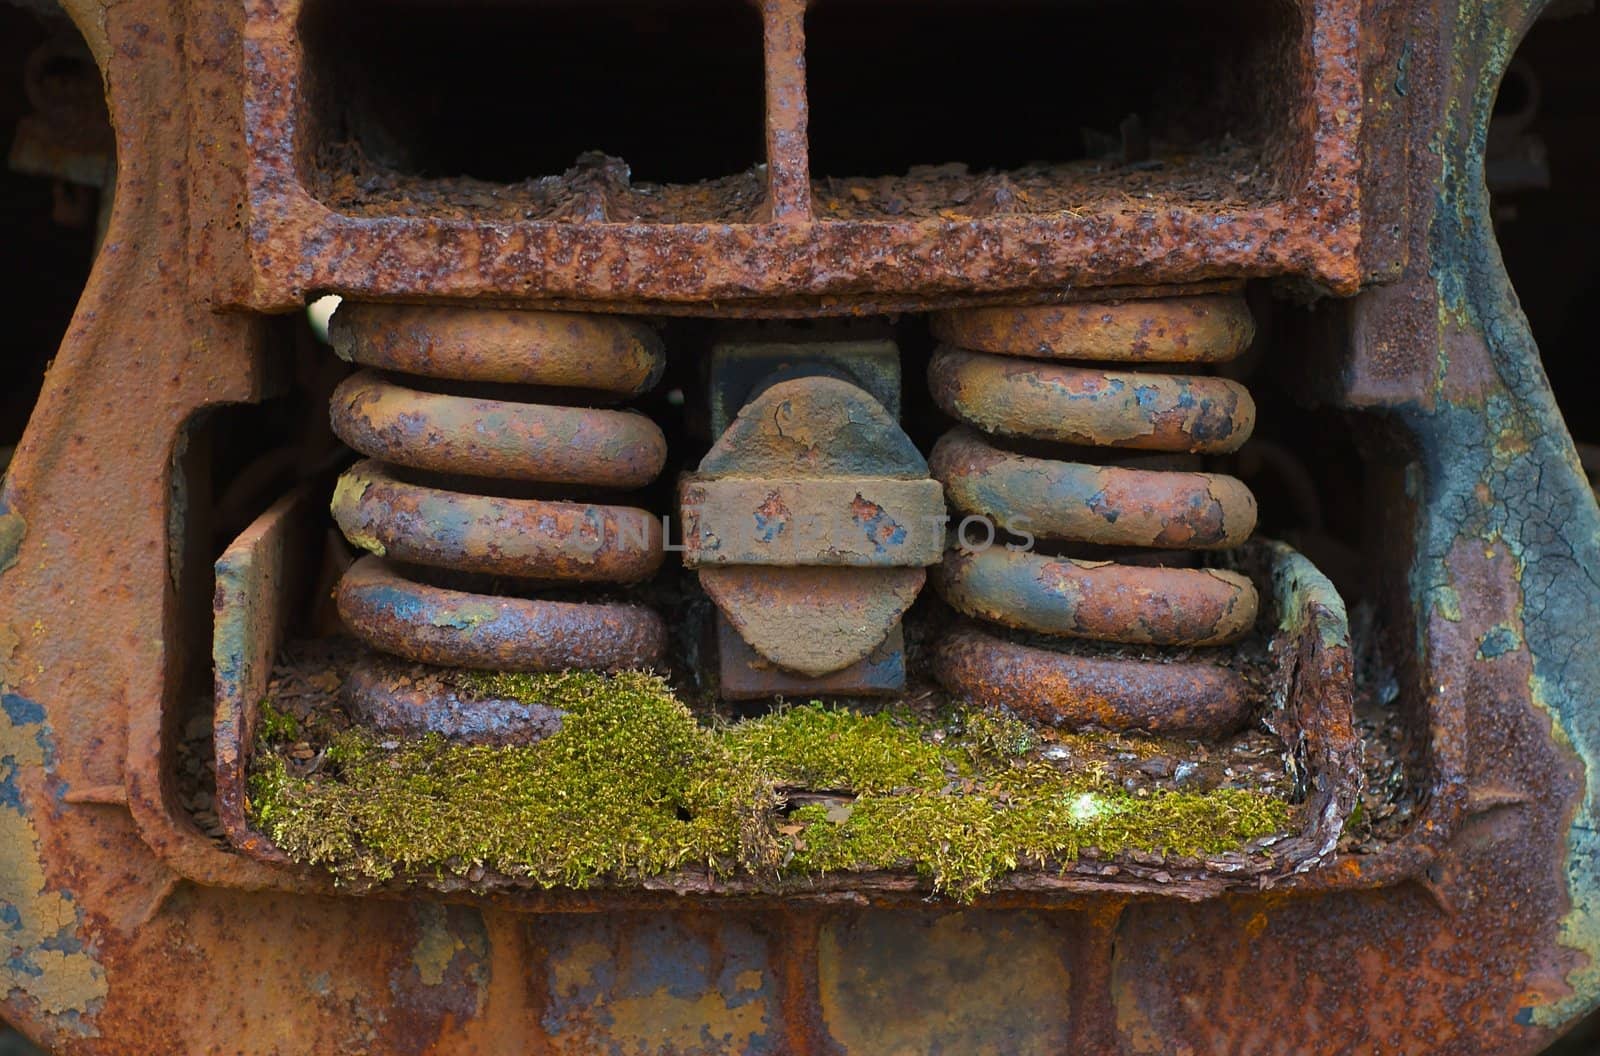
[1476,623,1520,660]
[1,695,44,727]
[543,916,776,1055]
[0,759,21,810]
[0,691,107,1031]
[752,509,787,543]
[852,498,907,554]
[1407,0,1600,1028]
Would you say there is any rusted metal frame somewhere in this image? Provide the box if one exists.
[759,0,810,223]
[289,280,1261,322]
[83,130,312,897]
[213,486,318,866]
[220,0,1366,310]
[0,19,330,1008]
[4,0,1595,1049]
[1260,0,1504,906]
[1097,4,1598,1048]
[1301,0,1600,942]
[231,204,1368,315]
[1356,0,1415,286]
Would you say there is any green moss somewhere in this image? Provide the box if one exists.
[249,671,1294,899]
[257,700,299,742]
[0,509,24,575]
[958,709,1039,761]
[722,704,956,792]
[790,769,1289,896]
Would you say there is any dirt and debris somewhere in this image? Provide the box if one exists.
[316,147,771,224]
[313,139,1276,225]
[1338,604,1423,851]
[173,708,227,846]
[813,140,1276,222]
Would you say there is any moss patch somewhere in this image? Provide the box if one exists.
[257,701,300,742]
[249,671,1293,899]
[0,509,25,575]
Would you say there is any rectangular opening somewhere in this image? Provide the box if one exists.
[299,0,768,222]
[805,0,1308,219]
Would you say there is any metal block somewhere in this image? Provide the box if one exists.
[716,615,906,699]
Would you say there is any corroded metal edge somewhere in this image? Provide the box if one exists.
[212,485,315,868]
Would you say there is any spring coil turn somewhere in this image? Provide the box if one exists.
[925,295,1262,736]
[326,304,669,673]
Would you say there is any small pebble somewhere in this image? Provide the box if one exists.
[1135,755,1176,779]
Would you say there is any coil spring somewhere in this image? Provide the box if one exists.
[327,304,669,673]
[925,295,1262,736]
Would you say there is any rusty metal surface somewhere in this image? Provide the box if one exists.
[329,302,665,396]
[695,375,929,480]
[714,617,908,700]
[937,546,1260,647]
[758,0,809,224]
[214,0,1366,310]
[686,374,940,686]
[929,347,1258,454]
[679,477,945,568]
[328,303,670,685]
[2,0,1599,1051]
[332,459,662,584]
[212,485,316,862]
[345,657,565,746]
[706,326,901,437]
[330,370,668,487]
[930,295,1256,363]
[935,624,1254,737]
[928,297,1264,696]
[931,426,1258,550]
[337,555,668,672]
[701,566,926,677]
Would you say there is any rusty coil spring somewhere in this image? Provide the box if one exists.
[926,295,1262,735]
[326,304,670,673]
